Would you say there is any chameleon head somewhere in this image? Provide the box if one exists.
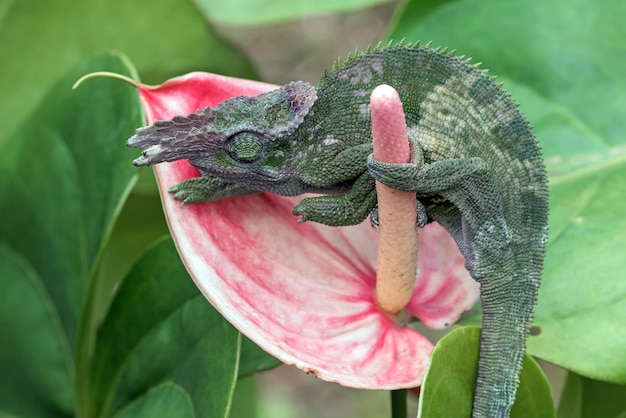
[127,81,317,183]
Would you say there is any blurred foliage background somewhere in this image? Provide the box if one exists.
[1,0,625,417]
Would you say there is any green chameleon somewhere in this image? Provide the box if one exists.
[128,42,549,417]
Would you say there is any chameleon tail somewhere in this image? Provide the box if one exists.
[472,273,539,417]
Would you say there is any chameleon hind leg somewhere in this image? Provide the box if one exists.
[367,153,537,417]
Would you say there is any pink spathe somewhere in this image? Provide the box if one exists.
[135,72,480,389]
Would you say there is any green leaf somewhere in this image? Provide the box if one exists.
[389,0,626,384]
[0,0,256,148]
[0,54,142,418]
[0,246,74,418]
[230,377,258,418]
[528,157,626,383]
[558,372,626,418]
[89,237,239,418]
[498,79,608,167]
[110,383,194,418]
[93,192,170,329]
[417,327,555,418]
[192,0,394,26]
[238,336,281,378]
[388,0,626,151]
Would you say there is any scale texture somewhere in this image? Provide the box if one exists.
[128,43,549,417]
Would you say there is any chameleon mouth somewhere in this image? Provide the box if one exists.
[128,131,220,167]
[192,163,294,184]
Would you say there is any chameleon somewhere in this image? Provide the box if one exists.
[127,42,549,417]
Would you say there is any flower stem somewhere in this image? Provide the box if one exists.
[72,71,139,90]
[391,389,408,418]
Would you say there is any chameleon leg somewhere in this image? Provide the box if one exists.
[298,143,374,187]
[169,175,256,204]
[366,155,489,194]
[292,172,377,226]
[294,143,377,226]
[368,155,537,417]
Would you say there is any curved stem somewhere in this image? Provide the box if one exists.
[73,71,139,90]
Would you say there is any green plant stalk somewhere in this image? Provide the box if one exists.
[391,389,407,418]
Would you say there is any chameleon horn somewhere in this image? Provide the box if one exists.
[127,108,218,166]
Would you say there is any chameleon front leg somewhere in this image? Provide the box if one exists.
[368,154,537,417]
[293,143,377,226]
[292,172,377,226]
[169,174,257,204]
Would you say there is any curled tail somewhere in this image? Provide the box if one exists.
[473,273,540,416]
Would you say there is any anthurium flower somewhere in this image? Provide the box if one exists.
[135,71,480,389]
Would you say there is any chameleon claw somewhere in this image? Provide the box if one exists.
[168,184,192,204]
[369,206,380,230]
[292,206,308,223]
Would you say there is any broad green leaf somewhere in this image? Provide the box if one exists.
[389,0,626,151]
[110,383,194,418]
[417,327,555,418]
[389,0,626,383]
[192,0,393,26]
[89,237,239,418]
[0,246,74,418]
[0,0,256,148]
[557,372,626,418]
[230,377,258,418]
[528,157,626,383]
[0,54,142,418]
[238,337,281,378]
[93,192,170,329]
[500,79,608,170]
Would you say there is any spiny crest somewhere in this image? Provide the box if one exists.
[328,40,476,76]
[323,41,530,142]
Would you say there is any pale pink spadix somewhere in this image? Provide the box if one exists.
[135,72,480,389]
[371,85,419,316]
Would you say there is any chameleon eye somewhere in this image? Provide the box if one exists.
[224,132,263,164]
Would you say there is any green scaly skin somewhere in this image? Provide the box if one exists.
[128,42,549,417]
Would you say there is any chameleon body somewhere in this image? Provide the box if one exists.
[128,43,548,417]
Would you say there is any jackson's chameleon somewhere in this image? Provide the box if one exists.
[127,43,549,417]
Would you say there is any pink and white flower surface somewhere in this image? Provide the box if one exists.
[136,72,479,389]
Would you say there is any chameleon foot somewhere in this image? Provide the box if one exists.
[293,173,377,226]
[169,176,255,204]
